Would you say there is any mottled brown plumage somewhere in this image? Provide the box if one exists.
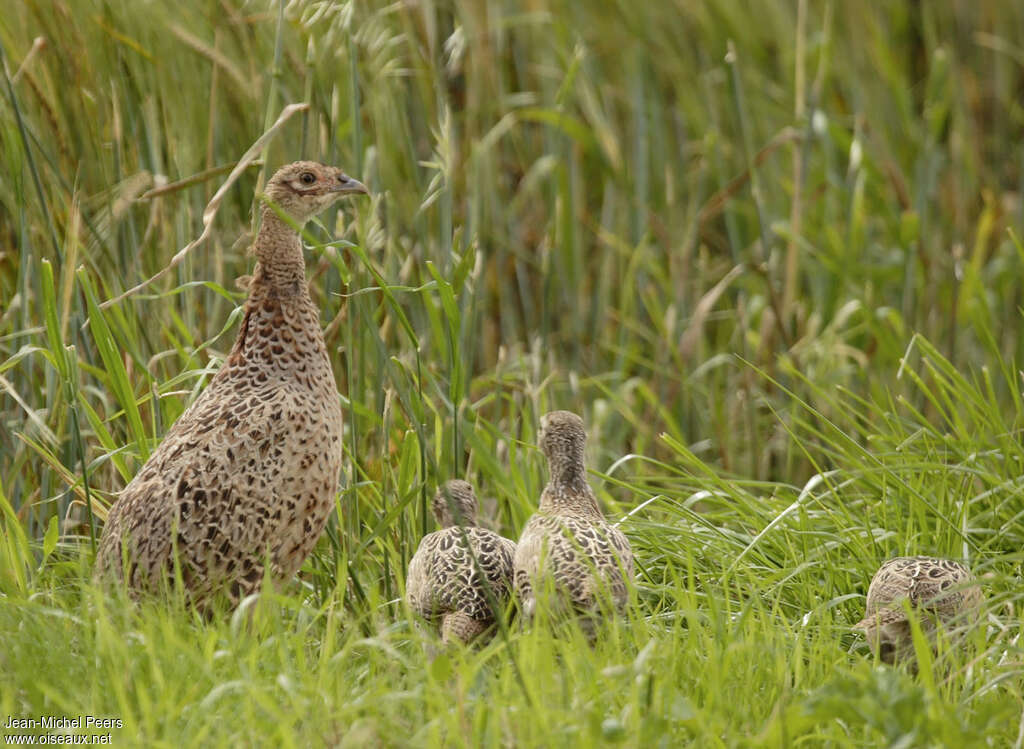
[95,161,368,609]
[855,556,983,664]
[406,480,516,644]
[513,411,633,634]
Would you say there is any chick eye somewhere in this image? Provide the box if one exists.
[300,172,316,185]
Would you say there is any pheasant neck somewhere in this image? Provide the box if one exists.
[550,459,585,488]
[253,208,308,292]
[440,510,478,529]
[225,208,333,382]
[542,460,603,516]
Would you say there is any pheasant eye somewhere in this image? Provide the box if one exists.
[300,172,316,185]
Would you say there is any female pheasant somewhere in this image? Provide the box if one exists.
[514,411,634,636]
[406,480,517,644]
[95,161,367,609]
[855,556,983,664]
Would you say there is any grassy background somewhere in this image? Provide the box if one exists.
[2,0,1023,745]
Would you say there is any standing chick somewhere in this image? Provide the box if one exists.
[95,161,368,610]
[406,480,517,644]
[514,411,634,634]
[855,556,983,664]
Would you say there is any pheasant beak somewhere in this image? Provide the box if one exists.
[332,173,369,195]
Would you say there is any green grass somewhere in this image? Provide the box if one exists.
[2,0,1024,745]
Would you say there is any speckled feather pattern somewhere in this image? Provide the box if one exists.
[95,162,365,608]
[406,481,516,644]
[855,556,983,662]
[513,411,634,623]
[514,509,633,616]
